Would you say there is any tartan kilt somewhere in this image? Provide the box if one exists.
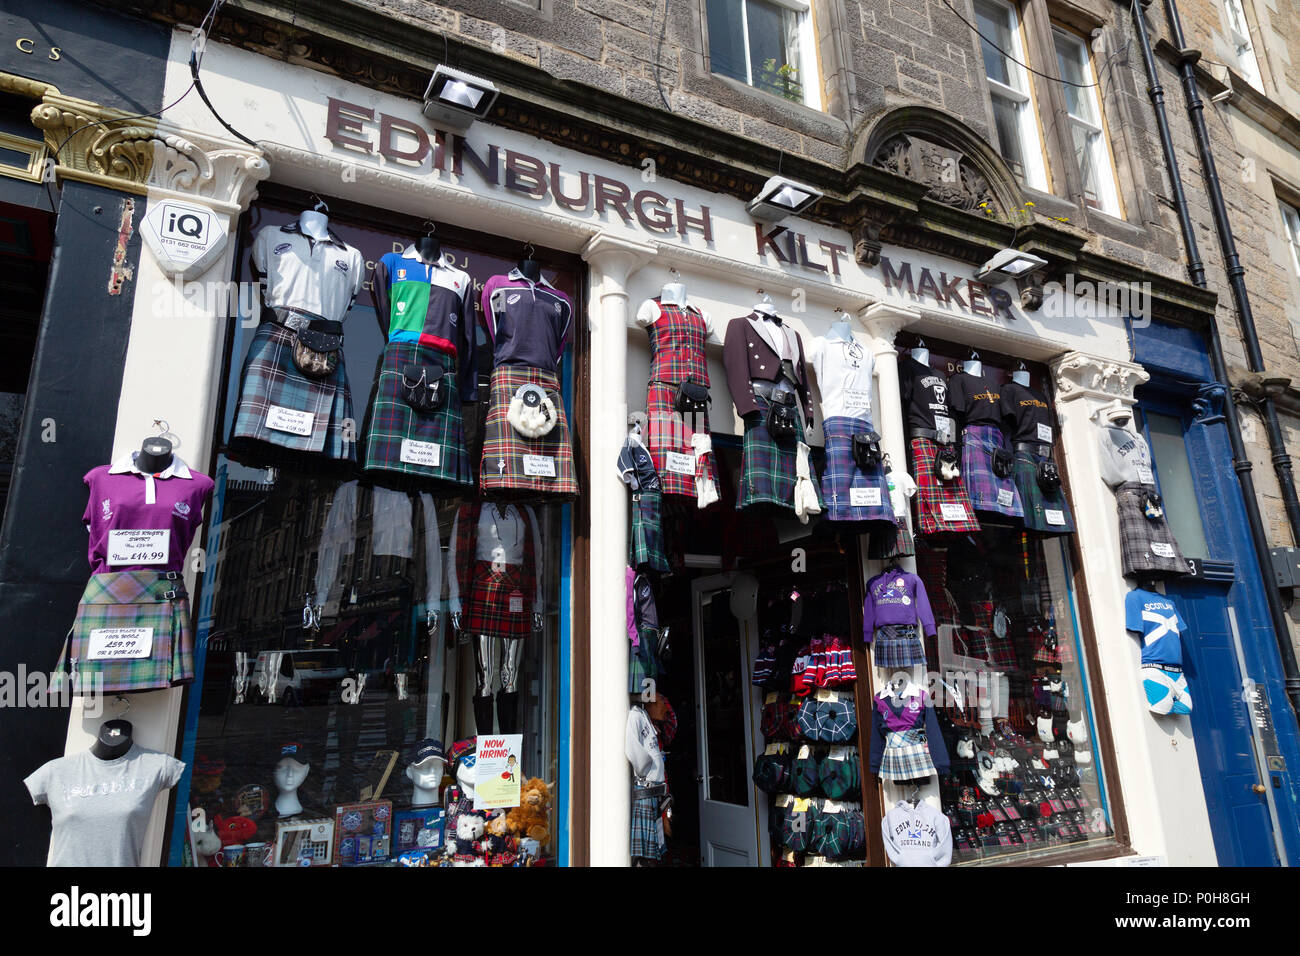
[879,729,937,781]
[60,571,194,694]
[229,321,356,463]
[1115,482,1191,579]
[872,623,927,668]
[961,425,1024,518]
[630,489,670,573]
[362,343,474,491]
[646,382,715,500]
[630,788,666,860]
[738,394,821,513]
[480,365,578,499]
[465,561,532,640]
[628,626,659,694]
[820,416,895,524]
[1012,451,1075,534]
[910,437,981,534]
[984,629,1019,670]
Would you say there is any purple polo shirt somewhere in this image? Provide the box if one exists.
[82,454,215,575]
[479,270,574,372]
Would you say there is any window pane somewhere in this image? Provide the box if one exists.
[707,0,748,83]
[990,94,1027,181]
[975,0,1015,88]
[1283,204,1300,277]
[1145,412,1211,560]
[747,1,804,101]
[1054,34,1094,122]
[1067,119,1100,205]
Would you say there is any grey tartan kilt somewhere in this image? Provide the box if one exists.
[1115,481,1191,579]
[630,787,665,860]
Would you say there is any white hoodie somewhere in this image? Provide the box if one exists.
[882,800,952,867]
[625,706,665,787]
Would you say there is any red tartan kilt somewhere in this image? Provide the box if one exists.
[465,561,532,640]
[645,382,715,498]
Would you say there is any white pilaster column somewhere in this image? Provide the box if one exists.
[581,234,654,866]
[1052,351,1217,865]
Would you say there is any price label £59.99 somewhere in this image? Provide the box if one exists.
[108,529,171,566]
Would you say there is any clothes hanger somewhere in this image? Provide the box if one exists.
[517,241,542,282]
[310,195,329,213]
[416,219,441,261]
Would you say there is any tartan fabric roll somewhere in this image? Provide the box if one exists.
[1012,450,1075,533]
[909,437,980,534]
[960,425,1023,518]
[229,321,356,462]
[465,560,532,640]
[362,343,474,491]
[479,364,578,499]
[871,623,927,669]
[737,393,821,513]
[1115,481,1191,579]
[630,788,666,860]
[878,729,938,781]
[59,570,194,693]
[630,488,670,573]
[819,416,895,524]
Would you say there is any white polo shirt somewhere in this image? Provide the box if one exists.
[252,221,365,321]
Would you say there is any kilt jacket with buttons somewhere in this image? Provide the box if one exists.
[723,313,814,421]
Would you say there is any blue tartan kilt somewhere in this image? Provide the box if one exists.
[362,342,474,492]
[1012,451,1075,534]
[738,394,820,513]
[229,321,356,463]
[820,416,895,524]
[630,788,665,860]
[872,623,927,668]
[960,425,1023,518]
[879,729,937,781]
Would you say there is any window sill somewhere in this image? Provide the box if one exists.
[709,71,828,121]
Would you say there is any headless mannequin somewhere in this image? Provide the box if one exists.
[135,437,174,475]
[753,293,777,317]
[91,718,133,760]
[298,208,330,241]
[1011,364,1031,386]
[660,281,687,306]
[910,340,930,365]
[827,314,853,342]
[416,231,441,263]
[962,351,983,377]
[517,255,542,282]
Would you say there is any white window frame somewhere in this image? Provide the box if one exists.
[1281,200,1300,278]
[1053,28,1122,217]
[711,0,823,111]
[1223,0,1263,91]
[974,0,1049,192]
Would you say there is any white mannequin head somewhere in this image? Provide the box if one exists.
[455,752,477,798]
[274,756,310,817]
[407,757,446,807]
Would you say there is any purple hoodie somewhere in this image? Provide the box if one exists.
[863,570,936,639]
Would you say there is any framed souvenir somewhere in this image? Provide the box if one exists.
[394,807,445,855]
[334,800,392,866]
[273,817,335,867]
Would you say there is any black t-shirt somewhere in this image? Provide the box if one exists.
[947,370,1002,427]
[999,379,1054,444]
[899,355,951,431]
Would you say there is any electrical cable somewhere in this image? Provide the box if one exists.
[651,0,671,111]
[939,0,1100,88]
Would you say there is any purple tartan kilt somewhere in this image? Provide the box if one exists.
[820,416,895,524]
[362,342,474,491]
[229,321,356,463]
[63,570,194,693]
[960,425,1023,518]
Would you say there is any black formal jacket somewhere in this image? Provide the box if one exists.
[723,313,814,420]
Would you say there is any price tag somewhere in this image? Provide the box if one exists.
[1135,463,1154,484]
[815,687,837,703]
[87,627,154,660]
[764,691,779,705]
[509,591,525,614]
[792,797,812,813]
[522,455,556,478]
[822,800,843,814]
[764,743,778,756]
[1151,542,1175,558]
[266,405,314,436]
[107,529,170,566]
[827,747,848,761]
[850,487,882,508]
[1045,509,1066,526]
[934,415,955,445]
[843,389,871,412]
[399,439,441,467]
[997,488,1014,508]
[1037,423,1053,443]
[665,452,696,476]
[939,502,968,523]
[797,744,811,760]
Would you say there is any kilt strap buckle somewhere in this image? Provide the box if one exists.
[161,588,184,601]
[159,571,181,581]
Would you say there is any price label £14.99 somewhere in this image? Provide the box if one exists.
[107,529,171,566]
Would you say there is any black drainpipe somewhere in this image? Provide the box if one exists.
[1132,0,1300,717]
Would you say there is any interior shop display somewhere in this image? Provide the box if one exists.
[1098,408,1189,579]
[448,501,544,734]
[626,701,668,864]
[869,679,950,781]
[60,436,215,694]
[637,278,719,506]
[723,296,822,518]
[334,800,392,865]
[863,563,936,670]
[899,343,980,534]
[478,250,578,498]
[947,351,1024,520]
[808,316,896,532]
[363,224,477,491]
[406,738,446,806]
[229,205,366,468]
[1000,366,1074,534]
[1126,586,1193,716]
[618,428,669,573]
[882,796,953,867]
[24,719,185,867]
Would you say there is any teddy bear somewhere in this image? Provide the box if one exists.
[482,811,520,867]
[192,821,222,867]
[504,778,551,846]
[445,812,487,866]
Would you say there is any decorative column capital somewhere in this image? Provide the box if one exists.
[1051,351,1149,405]
[581,233,656,285]
[859,301,920,355]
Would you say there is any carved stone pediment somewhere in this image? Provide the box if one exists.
[871,133,997,215]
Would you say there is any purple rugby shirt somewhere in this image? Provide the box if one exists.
[479,269,574,372]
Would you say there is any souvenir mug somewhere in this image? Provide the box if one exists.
[216,844,246,868]
[244,841,273,867]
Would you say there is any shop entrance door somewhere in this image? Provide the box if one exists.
[692,575,762,866]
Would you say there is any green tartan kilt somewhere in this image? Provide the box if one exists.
[737,394,820,513]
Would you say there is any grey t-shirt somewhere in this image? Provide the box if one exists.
[24,745,186,867]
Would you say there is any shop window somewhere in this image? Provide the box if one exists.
[706,0,822,109]
[1053,28,1122,216]
[1142,411,1210,561]
[1280,200,1300,278]
[168,198,577,868]
[974,0,1049,191]
[1223,0,1262,91]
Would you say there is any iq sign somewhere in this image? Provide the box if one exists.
[141,198,229,279]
